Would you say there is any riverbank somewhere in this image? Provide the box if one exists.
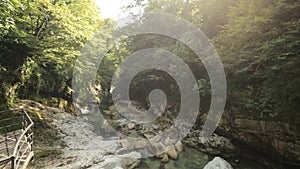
[17,100,298,169]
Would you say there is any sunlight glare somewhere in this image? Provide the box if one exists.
[95,0,141,20]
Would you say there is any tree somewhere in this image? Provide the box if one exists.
[215,0,300,120]
[0,0,103,109]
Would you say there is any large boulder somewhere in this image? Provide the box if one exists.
[203,157,233,169]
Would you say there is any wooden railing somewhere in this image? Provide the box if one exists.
[0,109,34,169]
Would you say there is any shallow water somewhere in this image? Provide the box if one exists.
[136,147,265,169]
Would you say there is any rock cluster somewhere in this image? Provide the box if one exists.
[103,104,238,166]
[104,104,186,164]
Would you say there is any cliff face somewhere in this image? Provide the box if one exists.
[215,111,300,166]
[218,60,300,167]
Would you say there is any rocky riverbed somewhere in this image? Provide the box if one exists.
[24,111,243,169]
[27,110,141,169]
[16,100,281,169]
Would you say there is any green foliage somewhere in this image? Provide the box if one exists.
[215,0,300,121]
[127,0,300,123]
[132,0,231,38]
[0,0,299,126]
[0,0,103,107]
[0,0,20,39]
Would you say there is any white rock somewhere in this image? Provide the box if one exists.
[203,157,233,169]
[175,141,184,152]
[152,124,160,130]
[134,140,147,149]
[119,140,131,149]
[166,147,178,160]
[108,105,116,112]
[165,137,172,145]
[161,153,169,163]
[127,122,136,130]
[103,110,112,115]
